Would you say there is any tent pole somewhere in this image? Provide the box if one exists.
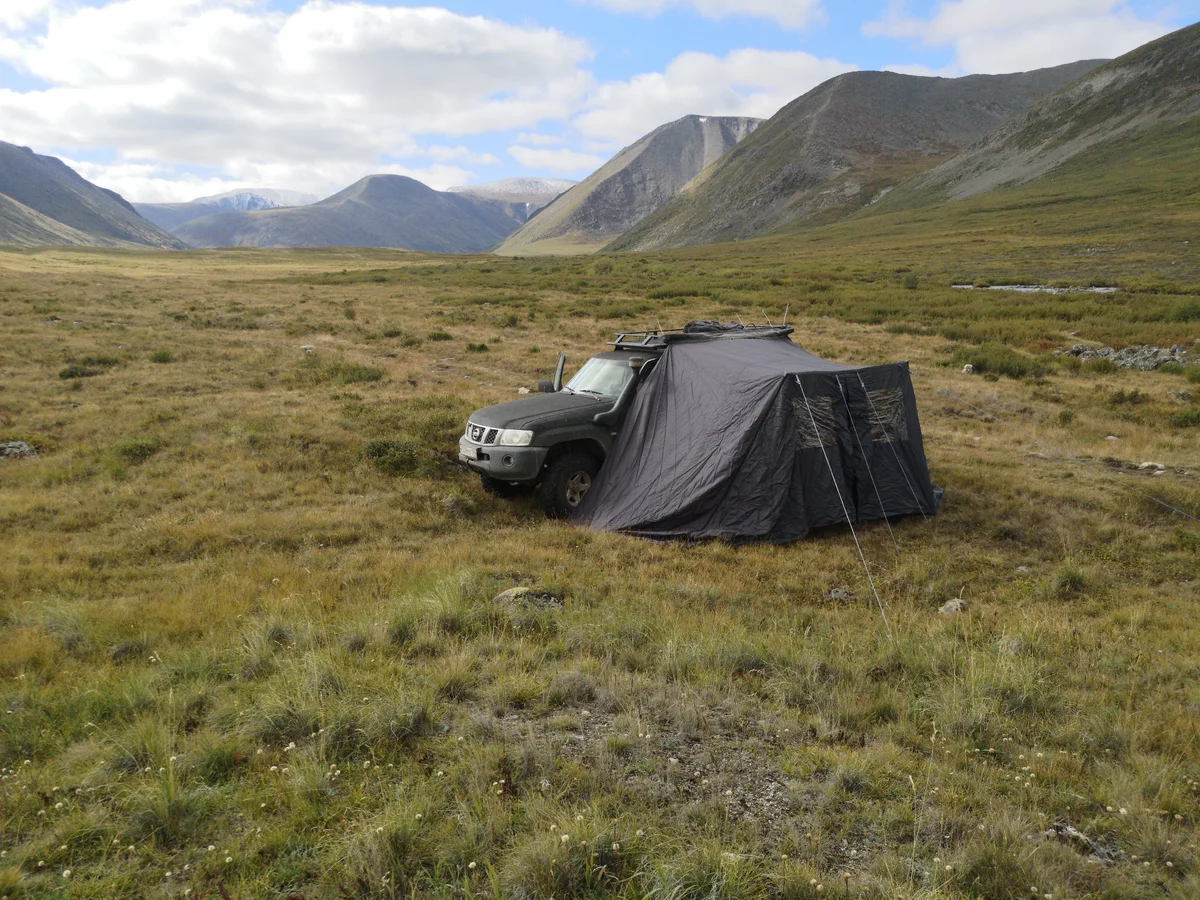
[796,377,894,641]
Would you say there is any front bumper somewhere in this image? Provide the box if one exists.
[459,437,548,482]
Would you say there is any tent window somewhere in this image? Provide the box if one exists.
[792,396,837,449]
[868,388,909,443]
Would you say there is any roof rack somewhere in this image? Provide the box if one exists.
[609,323,793,351]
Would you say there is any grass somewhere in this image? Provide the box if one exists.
[0,223,1197,899]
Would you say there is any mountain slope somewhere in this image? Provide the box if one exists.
[882,22,1200,207]
[448,178,576,225]
[0,141,182,249]
[495,115,762,255]
[136,189,319,232]
[608,61,1104,253]
[173,175,520,253]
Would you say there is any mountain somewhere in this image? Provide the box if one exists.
[448,177,576,203]
[0,141,182,249]
[135,188,319,231]
[608,61,1105,253]
[881,22,1200,208]
[172,174,520,253]
[495,115,763,255]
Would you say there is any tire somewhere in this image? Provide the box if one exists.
[539,452,600,519]
[480,474,530,498]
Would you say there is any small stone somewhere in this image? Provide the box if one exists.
[1137,462,1166,471]
[517,386,530,395]
[0,441,37,460]
[939,598,967,615]
[1016,566,1031,573]
[1105,435,1119,441]
[827,588,853,602]
[961,364,976,375]
[492,586,563,609]
[299,345,315,353]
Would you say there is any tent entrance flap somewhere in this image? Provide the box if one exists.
[573,331,938,543]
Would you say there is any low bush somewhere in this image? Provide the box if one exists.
[363,439,421,476]
[59,363,101,379]
[149,349,173,363]
[950,343,1046,379]
[1169,409,1200,427]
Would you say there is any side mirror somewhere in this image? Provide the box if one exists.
[553,351,566,392]
[537,379,555,393]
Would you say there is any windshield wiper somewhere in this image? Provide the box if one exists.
[572,389,607,399]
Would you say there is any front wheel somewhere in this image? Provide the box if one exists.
[539,453,599,519]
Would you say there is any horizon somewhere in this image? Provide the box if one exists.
[0,1,1195,204]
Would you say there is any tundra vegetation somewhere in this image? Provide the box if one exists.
[1,173,1198,899]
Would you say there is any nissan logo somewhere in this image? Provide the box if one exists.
[470,425,484,441]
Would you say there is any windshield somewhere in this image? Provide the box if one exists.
[565,357,635,397]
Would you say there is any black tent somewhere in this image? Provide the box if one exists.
[573,324,939,543]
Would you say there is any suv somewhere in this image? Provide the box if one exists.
[459,332,664,517]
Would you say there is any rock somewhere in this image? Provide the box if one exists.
[1055,342,1190,371]
[1105,435,1119,441]
[517,386,530,395]
[1043,822,1121,863]
[1137,461,1166,471]
[961,364,976,375]
[939,598,967,615]
[1,441,37,459]
[492,586,563,610]
[300,345,315,353]
[827,588,854,602]
[1015,565,1031,573]
[1170,391,1192,401]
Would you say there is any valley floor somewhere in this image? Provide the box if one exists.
[1,243,1198,899]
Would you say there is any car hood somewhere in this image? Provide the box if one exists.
[469,391,610,430]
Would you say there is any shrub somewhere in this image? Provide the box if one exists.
[149,350,173,363]
[59,363,100,379]
[466,343,488,353]
[1187,367,1200,385]
[1057,409,1074,426]
[364,439,421,476]
[902,274,919,290]
[1169,410,1200,428]
[113,437,163,464]
[950,343,1044,379]
[428,331,452,341]
[1084,357,1118,374]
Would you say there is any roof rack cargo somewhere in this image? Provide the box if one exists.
[609,322,793,351]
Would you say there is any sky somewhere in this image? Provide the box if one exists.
[0,0,1195,203]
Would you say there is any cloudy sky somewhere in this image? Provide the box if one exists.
[0,0,1193,202]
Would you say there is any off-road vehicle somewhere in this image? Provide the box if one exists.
[459,331,665,517]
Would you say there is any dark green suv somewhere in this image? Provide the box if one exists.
[459,333,663,517]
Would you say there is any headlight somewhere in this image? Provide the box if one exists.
[497,429,534,446]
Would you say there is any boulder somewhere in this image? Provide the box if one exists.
[939,598,967,615]
[492,586,563,609]
[1,441,37,459]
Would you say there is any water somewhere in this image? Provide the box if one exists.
[951,284,1118,294]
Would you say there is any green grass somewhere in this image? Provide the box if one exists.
[0,199,1198,898]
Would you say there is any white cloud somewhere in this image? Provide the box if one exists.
[579,0,824,30]
[0,0,592,201]
[865,1,1172,73]
[515,132,566,146]
[573,49,857,149]
[508,146,607,174]
[425,145,500,165]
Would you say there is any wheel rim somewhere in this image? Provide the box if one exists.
[565,471,592,507]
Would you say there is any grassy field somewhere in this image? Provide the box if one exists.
[1,231,1198,900]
